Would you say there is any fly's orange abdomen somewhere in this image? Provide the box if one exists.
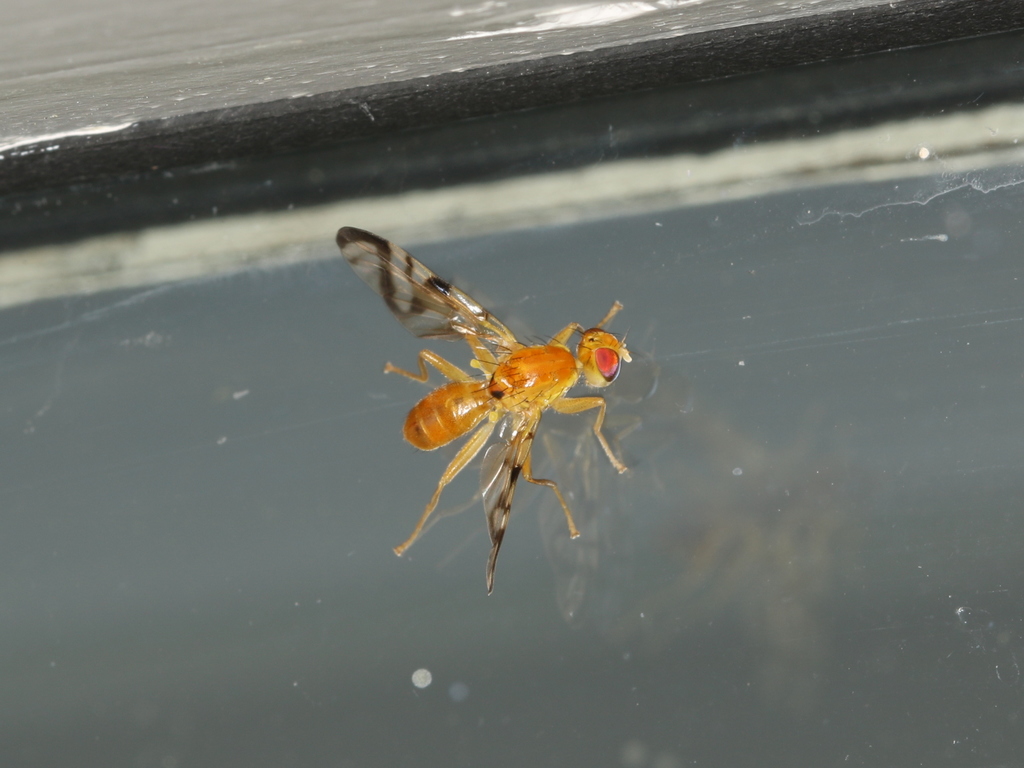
[403,381,491,450]
[488,345,578,410]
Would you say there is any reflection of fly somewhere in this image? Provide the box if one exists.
[337,227,632,593]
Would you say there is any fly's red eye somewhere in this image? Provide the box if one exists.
[594,347,620,382]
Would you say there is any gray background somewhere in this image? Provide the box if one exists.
[3,162,1024,765]
[3,2,1024,766]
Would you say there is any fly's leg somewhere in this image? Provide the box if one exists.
[522,453,580,539]
[595,301,623,329]
[550,395,627,474]
[549,301,623,346]
[384,350,475,383]
[393,419,496,556]
[551,322,585,347]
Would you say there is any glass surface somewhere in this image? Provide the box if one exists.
[4,73,1024,768]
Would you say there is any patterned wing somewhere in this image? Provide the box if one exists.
[479,412,539,594]
[337,227,519,350]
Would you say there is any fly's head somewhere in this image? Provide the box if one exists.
[577,328,631,388]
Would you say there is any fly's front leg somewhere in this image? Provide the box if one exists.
[522,453,580,539]
[549,302,623,347]
[393,419,496,556]
[551,395,627,473]
[551,322,585,347]
[384,350,475,383]
[595,301,623,329]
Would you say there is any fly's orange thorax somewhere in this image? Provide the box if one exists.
[487,344,579,410]
[404,381,491,450]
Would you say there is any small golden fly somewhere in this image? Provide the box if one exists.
[337,226,631,593]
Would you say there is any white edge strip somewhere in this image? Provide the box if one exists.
[2,103,1023,309]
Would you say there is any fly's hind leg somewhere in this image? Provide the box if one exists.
[384,350,475,383]
[550,395,627,473]
[522,453,580,539]
[393,419,496,556]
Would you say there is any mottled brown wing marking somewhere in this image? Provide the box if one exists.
[480,415,538,593]
[382,236,427,319]
[338,227,455,337]
[337,226,518,350]
[426,275,453,295]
